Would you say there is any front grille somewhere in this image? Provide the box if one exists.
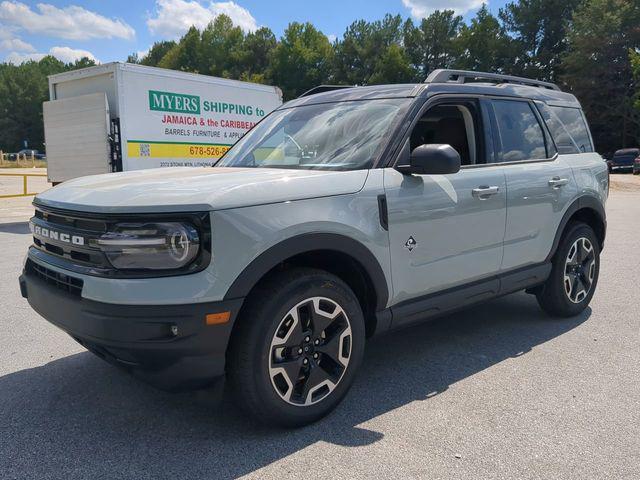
[26,259,83,296]
[30,206,111,271]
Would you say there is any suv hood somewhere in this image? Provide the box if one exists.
[35,167,369,213]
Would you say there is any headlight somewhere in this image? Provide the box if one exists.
[95,222,200,270]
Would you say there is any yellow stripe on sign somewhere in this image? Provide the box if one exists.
[127,141,232,159]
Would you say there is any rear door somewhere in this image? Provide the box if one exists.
[489,98,577,270]
[43,92,111,183]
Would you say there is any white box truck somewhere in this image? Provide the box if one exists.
[43,62,282,183]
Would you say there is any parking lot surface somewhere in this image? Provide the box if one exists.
[0,184,638,480]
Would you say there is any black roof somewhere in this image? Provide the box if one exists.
[282,79,580,110]
[613,148,639,155]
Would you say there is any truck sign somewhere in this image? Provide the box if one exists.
[121,67,281,170]
[148,90,201,114]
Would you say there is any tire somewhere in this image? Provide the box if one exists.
[536,222,600,318]
[226,267,365,427]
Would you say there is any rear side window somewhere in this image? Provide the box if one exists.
[548,106,593,153]
[536,103,580,154]
[492,100,547,162]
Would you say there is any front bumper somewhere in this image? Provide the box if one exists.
[19,259,243,391]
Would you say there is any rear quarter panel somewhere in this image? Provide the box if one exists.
[564,152,609,205]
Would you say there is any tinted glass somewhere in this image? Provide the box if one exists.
[216,99,409,171]
[549,106,593,153]
[536,103,579,154]
[613,149,638,158]
[493,100,547,162]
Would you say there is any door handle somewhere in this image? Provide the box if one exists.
[472,185,500,199]
[548,177,569,188]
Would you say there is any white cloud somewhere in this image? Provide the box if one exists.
[6,46,98,64]
[0,37,35,52]
[147,0,258,38]
[136,47,150,59]
[5,51,46,63]
[49,46,97,63]
[327,34,337,43]
[0,1,135,40]
[402,0,485,17]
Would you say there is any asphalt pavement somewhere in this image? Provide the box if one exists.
[0,182,638,480]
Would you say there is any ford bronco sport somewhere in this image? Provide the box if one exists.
[20,70,608,427]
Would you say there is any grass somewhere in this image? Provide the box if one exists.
[0,159,47,168]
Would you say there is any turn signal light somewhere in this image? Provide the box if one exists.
[206,311,231,325]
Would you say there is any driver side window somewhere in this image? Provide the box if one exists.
[408,101,483,166]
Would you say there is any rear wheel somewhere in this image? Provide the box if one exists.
[536,222,600,317]
[227,268,365,427]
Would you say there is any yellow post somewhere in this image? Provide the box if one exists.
[23,174,28,195]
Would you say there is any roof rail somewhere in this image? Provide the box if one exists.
[298,85,355,98]
[425,69,560,91]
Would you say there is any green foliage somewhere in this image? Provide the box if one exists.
[140,41,177,67]
[404,10,463,78]
[3,4,640,155]
[333,14,415,85]
[0,56,96,152]
[240,27,277,83]
[269,22,334,99]
[561,0,640,154]
[500,0,583,82]
[630,48,640,110]
[453,5,516,72]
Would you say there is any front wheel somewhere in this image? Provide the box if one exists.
[226,268,365,427]
[536,222,600,317]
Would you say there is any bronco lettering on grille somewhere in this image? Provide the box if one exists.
[31,223,85,246]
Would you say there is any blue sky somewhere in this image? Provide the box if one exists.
[0,0,509,64]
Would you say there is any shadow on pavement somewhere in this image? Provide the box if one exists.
[0,221,30,235]
[0,292,589,479]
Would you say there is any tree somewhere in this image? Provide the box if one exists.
[404,10,463,79]
[630,48,640,111]
[454,5,516,73]
[561,0,640,153]
[139,40,177,67]
[240,27,277,83]
[500,0,583,81]
[199,15,246,77]
[369,44,415,84]
[159,26,202,72]
[0,56,95,152]
[333,14,415,85]
[268,22,333,99]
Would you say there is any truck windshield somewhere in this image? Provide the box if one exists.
[216,98,409,171]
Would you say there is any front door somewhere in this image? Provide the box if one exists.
[384,98,507,306]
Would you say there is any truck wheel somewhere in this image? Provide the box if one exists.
[536,222,600,318]
[227,268,365,427]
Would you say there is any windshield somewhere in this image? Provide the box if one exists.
[216,98,409,171]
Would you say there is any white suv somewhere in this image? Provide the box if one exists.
[21,70,608,426]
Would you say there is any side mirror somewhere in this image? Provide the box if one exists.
[396,144,461,175]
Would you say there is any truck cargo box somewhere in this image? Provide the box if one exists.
[45,62,282,183]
